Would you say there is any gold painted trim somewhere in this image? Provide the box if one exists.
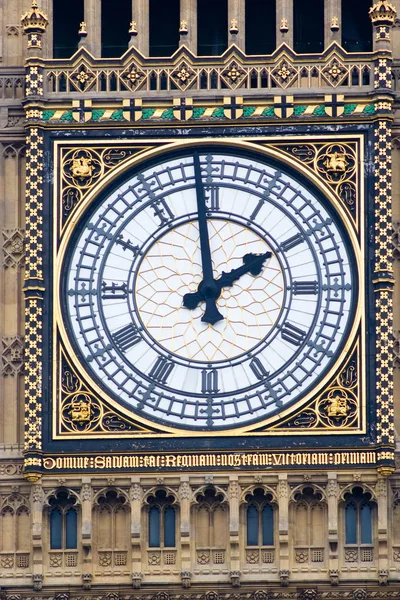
[53,135,365,439]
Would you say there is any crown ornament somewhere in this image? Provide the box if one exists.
[369,0,397,25]
[21,0,48,34]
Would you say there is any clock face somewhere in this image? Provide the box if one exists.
[63,148,357,431]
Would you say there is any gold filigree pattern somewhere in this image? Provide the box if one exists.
[373,116,395,451]
[316,143,356,184]
[274,140,359,225]
[60,145,150,229]
[59,350,155,435]
[271,343,360,431]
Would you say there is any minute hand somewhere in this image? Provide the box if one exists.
[193,151,223,325]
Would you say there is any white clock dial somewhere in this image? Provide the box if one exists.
[63,150,356,430]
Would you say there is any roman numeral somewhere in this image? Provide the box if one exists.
[292,280,319,295]
[249,198,264,222]
[115,234,140,256]
[152,199,174,225]
[149,356,174,384]
[281,322,307,346]
[101,282,128,300]
[249,357,269,380]
[112,324,141,352]
[205,186,220,211]
[201,369,219,394]
[280,233,304,252]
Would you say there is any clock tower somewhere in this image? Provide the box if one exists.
[1,0,400,598]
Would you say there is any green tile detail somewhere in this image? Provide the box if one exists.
[243,106,256,117]
[110,109,124,120]
[211,107,225,118]
[161,108,174,120]
[262,106,275,117]
[60,110,73,121]
[363,103,376,114]
[293,105,307,116]
[343,103,357,115]
[42,110,55,121]
[92,109,105,120]
[142,108,156,119]
[313,105,326,116]
[193,107,206,118]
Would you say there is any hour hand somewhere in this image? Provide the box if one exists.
[218,252,272,288]
[183,252,272,311]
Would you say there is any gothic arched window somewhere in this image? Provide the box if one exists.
[49,490,78,550]
[343,487,375,563]
[292,487,327,565]
[0,495,31,571]
[246,488,274,546]
[244,488,275,566]
[94,489,130,570]
[147,490,176,548]
[195,487,228,566]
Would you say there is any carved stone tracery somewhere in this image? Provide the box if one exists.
[2,229,25,268]
[1,336,24,376]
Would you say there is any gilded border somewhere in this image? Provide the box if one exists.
[52,135,365,439]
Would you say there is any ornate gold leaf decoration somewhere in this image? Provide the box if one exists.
[59,348,157,435]
[270,341,360,431]
[60,145,152,230]
[271,140,359,225]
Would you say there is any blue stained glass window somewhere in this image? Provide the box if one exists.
[149,506,160,547]
[65,508,78,549]
[164,507,176,547]
[262,505,274,546]
[50,508,63,549]
[360,504,372,544]
[345,504,357,544]
[247,505,258,546]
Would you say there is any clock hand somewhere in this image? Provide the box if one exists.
[183,251,272,310]
[192,151,223,326]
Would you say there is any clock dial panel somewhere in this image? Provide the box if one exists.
[63,150,357,431]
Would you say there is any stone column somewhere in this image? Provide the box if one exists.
[277,475,289,578]
[376,478,389,584]
[41,0,53,58]
[84,0,101,57]
[228,477,240,580]
[228,0,245,50]
[130,478,142,581]
[81,479,93,576]
[31,483,43,582]
[179,0,197,52]
[179,477,192,583]
[276,0,293,47]
[327,474,339,580]
[325,0,341,47]
[132,0,149,56]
